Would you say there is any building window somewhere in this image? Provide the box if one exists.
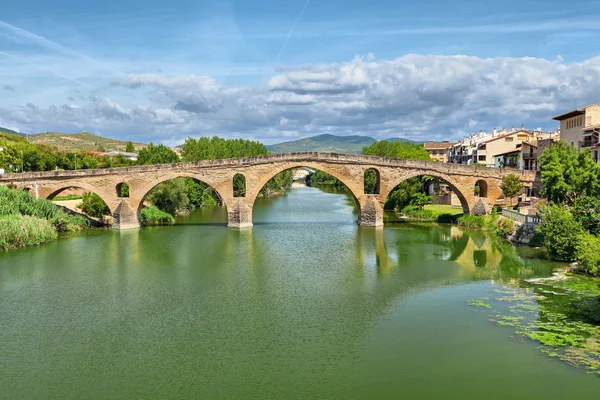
[505,137,513,142]
[571,141,574,147]
[478,155,486,161]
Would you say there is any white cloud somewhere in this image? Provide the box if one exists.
[2,54,600,144]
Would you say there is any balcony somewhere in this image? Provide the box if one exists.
[522,152,537,160]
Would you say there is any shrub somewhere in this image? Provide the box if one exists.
[571,196,600,235]
[0,215,57,251]
[575,233,600,276]
[78,192,110,218]
[409,192,432,210]
[51,211,89,232]
[537,204,583,262]
[140,206,175,225]
[457,215,486,228]
[402,205,434,220]
[494,218,515,239]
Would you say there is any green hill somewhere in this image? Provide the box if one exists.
[266,134,414,154]
[28,131,145,152]
[0,127,22,136]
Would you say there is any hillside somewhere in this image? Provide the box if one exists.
[0,127,22,136]
[266,134,414,154]
[28,132,146,152]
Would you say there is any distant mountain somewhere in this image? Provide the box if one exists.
[28,131,145,152]
[0,127,22,136]
[266,134,414,154]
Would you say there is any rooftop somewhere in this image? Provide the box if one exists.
[553,102,600,121]
[424,141,457,150]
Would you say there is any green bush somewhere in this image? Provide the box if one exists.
[575,232,600,276]
[410,192,432,210]
[51,212,89,232]
[494,218,515,239]
[140,206,175,225]
[457,215,486,228]
[78,192,110,218]
[0,215,57,251]
[537,204,583,262]
[402,205,434,220]
[571,196,600,235]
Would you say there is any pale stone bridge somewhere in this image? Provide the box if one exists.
[0,152,538,229]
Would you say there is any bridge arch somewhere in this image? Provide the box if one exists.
[382,171,473,215]
[245,163,366,225]
[135,174,228,221]
[45,183,117,214]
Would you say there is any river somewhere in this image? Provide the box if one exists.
[1,184,598,399]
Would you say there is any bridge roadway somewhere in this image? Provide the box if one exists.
[0,152,538,229]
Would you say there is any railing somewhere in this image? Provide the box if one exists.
[502,209,541,225]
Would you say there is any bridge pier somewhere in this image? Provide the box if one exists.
[112,199,140,230]
[358,196,384,227]
[227,200,253,229]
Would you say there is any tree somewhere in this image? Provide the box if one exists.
[572,196,600,235]
[500,174,523,206]
[137,143,179,165]
[125,141,135,153]
[146,179,189,216]
[537,205,583,262]
[538,141,600,205]
[410,192,432,210]
[78,193,110,218]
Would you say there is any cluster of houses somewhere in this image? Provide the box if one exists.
[424,102,600,170]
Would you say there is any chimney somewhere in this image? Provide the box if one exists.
[511,126,515,132]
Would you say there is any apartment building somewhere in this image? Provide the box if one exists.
[447,127,558,169]
[424,141,457,162]
[553,102,600,162]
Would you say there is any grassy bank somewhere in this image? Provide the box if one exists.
[386,204,464,223]
[0,186,89,251]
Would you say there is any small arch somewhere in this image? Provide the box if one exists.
[46,186,112,219]
[233,173,246,198]
[364,168,380,194]
[116,182,130,198]
[474,180,488,198]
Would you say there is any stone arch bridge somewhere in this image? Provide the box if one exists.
[0,152,537,229]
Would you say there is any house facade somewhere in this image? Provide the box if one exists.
[553,102,600,161]
[424,141,457,162]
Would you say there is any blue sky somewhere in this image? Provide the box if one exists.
[1,0,600,145]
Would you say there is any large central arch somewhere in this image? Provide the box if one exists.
[246,163,365,223]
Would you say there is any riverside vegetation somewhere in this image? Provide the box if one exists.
[0,185,88,250]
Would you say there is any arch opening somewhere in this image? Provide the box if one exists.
[137,176,227,225]
[474,180,488,198]
[233,173,246,198]
[116,182,130,198]
[364,168,380,194]
[47,186,112,221]
[383,174,469,221]
[250,165,362,223]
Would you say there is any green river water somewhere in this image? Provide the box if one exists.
[1,184,599,399]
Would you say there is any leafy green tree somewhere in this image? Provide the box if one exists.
[539,141,600,205]
[572,196,600,235]
[137,143,179,165]
[125,141,135,153]
[181,136,268,161]
[410,192,432,210]
[364,169,379,194]
[78,193,110,218]
[147,179,189,216]
[537,204,583,262]
[575,233,600,276]
[500,174,524,206]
